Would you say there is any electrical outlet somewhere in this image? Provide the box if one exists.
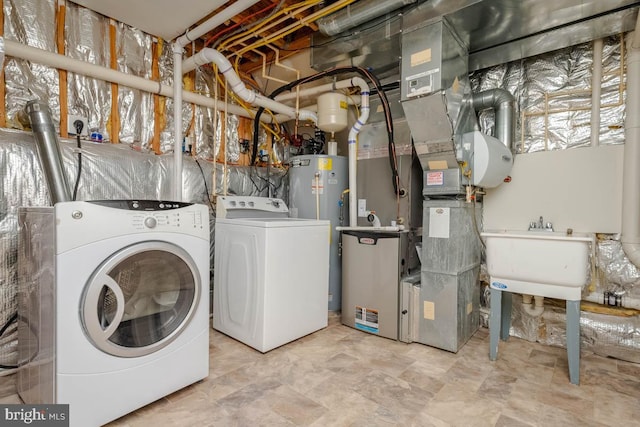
[358,199,367,217]
[67,115,88,136]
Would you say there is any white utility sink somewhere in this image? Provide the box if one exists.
[482,230,594,300]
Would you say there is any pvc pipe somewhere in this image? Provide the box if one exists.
[583,292,640,311]
[591,39,603,147]
[172,43,183,201]
[25,100,72,204]
[471,89,516,153]
[183,48,317,123]
[622,31,640,267]
[318,0,416,37]
[3,39,263,121]
[175,0,260,47]
[274,79,362,102]
[522,294,544,317]
[347,77,370,226]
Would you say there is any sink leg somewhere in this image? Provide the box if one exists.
[501,292,512,341]
[489,288,502,361]
[566,299,581,385]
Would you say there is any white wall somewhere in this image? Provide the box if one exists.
[483,145,624,234]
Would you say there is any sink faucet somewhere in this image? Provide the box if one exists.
[528,216,554,232]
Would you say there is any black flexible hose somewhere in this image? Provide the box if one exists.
[251,66,400,195]
[72,120,84,201]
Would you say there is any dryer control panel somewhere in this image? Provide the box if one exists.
[88,200,193,211]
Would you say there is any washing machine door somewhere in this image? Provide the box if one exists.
[82,241,201,357]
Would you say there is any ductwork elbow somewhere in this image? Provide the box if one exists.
[472,88,516,153]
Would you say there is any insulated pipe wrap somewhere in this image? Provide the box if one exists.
[25,100,72,204]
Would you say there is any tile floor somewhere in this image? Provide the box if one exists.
[1,314,639,426]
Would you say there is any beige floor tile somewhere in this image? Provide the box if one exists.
[0,322,636,427]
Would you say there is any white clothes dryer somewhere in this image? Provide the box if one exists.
[213,196,330,353]
[17,200,210,427]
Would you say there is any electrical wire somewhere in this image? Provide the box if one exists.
[195,159,215,213]
[251,66,401,196]
[71,120,84,201]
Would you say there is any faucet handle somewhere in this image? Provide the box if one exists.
[545,222,554,231]
[528,221,538,230]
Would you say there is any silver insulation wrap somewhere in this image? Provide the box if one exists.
[4,0,58,129]
[470,35,625,153]
[65,2,111,141]
[588,237,640,309]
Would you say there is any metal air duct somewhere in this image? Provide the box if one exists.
[471,89,516,153]
[24,100,72,204]
[318,0,416,36]
[400,17,474,193]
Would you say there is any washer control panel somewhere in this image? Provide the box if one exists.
[216,196,289,219]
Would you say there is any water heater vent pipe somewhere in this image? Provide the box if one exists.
[24,100,72,204]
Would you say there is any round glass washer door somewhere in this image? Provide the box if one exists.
[82,241,201,358]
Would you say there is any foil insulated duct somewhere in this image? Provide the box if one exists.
[317,0,416,37]
[470,35,626,153]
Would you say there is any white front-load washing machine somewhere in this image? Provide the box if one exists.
[17,200,210,427]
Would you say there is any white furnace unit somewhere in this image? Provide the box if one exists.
[213,196,330,352]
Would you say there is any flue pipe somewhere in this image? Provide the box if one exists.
[471,89,516,153]
[182,48,318,123]
[24,100,72,204]
[622,21,640,267]
[318,0,416,36]
[2,39,262,121]
[347,77,370,226]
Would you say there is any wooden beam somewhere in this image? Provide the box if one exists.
[239,35,310,75]
[151,38,162,154]
[109,19,120,143]
[56,0,67,137]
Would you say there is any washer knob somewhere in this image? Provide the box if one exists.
[144,217,157,228]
